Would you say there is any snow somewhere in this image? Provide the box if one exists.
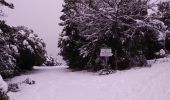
[10,45,18,53]
[0,75,8,93]
[23,40,29,46]
[62,36,69,40]
[27,45,34,53]
[29,34,35,38]
[19,30,25,36]
[7,61,170,100]
[23,40,34,52]
[155,49,166,56]
[158,31,165,41]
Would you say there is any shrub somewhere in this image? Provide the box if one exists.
[0,22,47,78]
[44,56,61,66]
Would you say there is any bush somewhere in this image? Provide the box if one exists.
[0,22,47,78]
[14,26,47,70]
[44,56,61,66]
[0,1,46,78]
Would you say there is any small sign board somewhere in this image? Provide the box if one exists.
[100,48,113,57]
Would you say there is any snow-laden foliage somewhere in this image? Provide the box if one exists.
[157,1,170,29]
[0,21,47,78]
[0,1,48,78]
[59,0,168,70]
[44,56,61,66]
[0,21,17,78]
[13,26,47,70]
[156,1,170,51]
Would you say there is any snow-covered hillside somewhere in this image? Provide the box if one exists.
[7,61,170,100]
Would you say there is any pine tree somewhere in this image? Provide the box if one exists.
[59,0,88,69]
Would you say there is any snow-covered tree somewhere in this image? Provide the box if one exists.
[157,1,170,30]
[59,0,167,70]
[59,0,88,69]
[0,21,17,78]
[156,1,170,51]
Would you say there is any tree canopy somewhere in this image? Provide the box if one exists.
[59,0,169,71]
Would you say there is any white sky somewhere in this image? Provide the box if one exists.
[3,0,63,58]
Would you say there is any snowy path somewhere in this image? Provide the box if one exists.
[8,62,170,100]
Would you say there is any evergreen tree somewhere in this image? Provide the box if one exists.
[157,1,170,51]
[59,0,88,69]
[59,0,167,70]
[157,1,170,30]
[0,21,16,78]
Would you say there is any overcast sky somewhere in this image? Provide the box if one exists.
[3,0,63,58]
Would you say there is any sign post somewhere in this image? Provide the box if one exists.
[100,48,113,69]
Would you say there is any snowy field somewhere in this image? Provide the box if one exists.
[8,61,170,100]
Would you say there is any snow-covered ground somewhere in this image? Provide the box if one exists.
[7,61,170,100]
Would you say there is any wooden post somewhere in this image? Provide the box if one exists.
[114,50,118,70]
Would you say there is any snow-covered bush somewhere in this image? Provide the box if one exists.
[157,1,170,30]
[0,21,47,77]
[44,56,61,66]
[0,21,17,78]
[8,83,20,92]
[13,26,47,70]
[0,0,47,78]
